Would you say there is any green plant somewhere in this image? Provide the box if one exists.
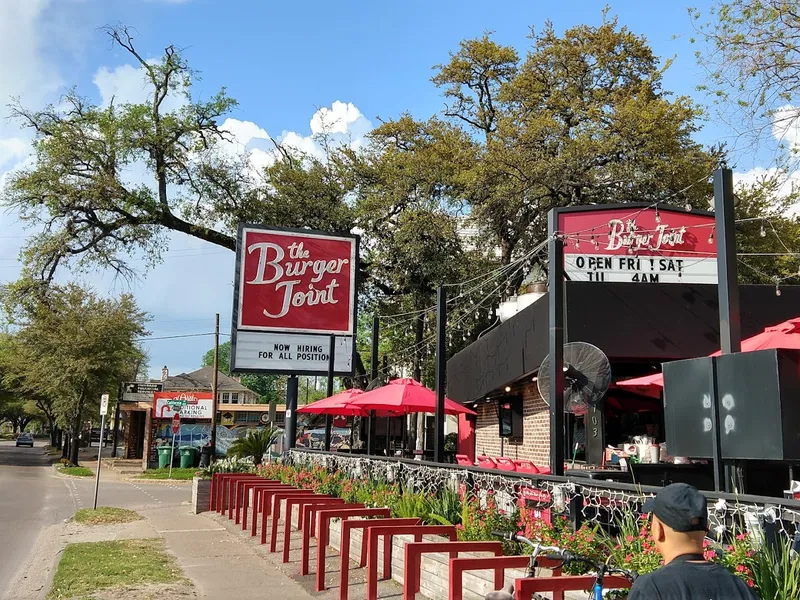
[391,490,431,521]
[444,432,457,452]
[749,536,800,598]
[600,513,662,577]
[458,493,520,554]
[428,486,463,525]
[197,455,255,477]
[227,427,280,466]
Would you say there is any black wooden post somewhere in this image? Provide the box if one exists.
[285,375,299,451]
[548,209,566,476]
[324,335,335,451]
[434,285,447,463]
[708,357,726,492]
[714,167,740,492]
[367,315,379,455]
[111,382,122,458]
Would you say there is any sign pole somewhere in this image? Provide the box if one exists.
[169,424,175,479]
[210,313,219,463]
[93,394,109,510]
[112,381,122,458]
[324,335,335,451]
[285,375,299,451]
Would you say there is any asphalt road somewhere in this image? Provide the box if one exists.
[0,440,74,600]
[0,439,190,600]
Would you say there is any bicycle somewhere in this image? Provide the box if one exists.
[485,531,638,600]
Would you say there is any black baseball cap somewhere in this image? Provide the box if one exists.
[642,483,708,532]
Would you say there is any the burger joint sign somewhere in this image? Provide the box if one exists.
[558,205,718,284]
[231,225,358,375]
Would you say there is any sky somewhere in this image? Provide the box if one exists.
[0,0,791,380]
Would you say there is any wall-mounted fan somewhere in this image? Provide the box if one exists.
[537,342,612,415]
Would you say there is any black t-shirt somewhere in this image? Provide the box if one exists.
[627,557,760,600]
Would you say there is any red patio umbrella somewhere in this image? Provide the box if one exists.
[349,378,477,416]
[617,316,800,398]
[297,388,367,416]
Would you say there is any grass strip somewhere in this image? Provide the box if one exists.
[73,507,143,526]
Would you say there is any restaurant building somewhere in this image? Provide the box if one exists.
[447,204,800,491]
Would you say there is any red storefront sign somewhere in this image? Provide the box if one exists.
[558,205,717,284]
[235,226,357,335]
[153,391,214,419]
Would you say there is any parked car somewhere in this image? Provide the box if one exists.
[15,432,34,448]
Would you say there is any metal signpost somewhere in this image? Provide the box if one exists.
[169,412,180,479]
[93,393,109,510]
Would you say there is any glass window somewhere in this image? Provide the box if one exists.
[220,392,229,404]
[231,392,239,405]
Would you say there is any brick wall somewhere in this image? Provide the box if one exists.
[474,380,550,467]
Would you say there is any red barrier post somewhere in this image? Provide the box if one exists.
[515,575,631,600]
[315,507,391,592]
[232,475,268,521]
[402,541,503,600]
[365,525,457,600]
[259,487,316,544]
[241,482,287,532]
[283,496,345,563]
[300,502,365,576]
[448,556,563,600]
[338,518,421,600]
[270,491,323,552]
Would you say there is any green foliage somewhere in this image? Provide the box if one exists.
[226,427,281,465]
[201,341,280,402]
[458,493,520,554]
[750,535,800,599]
[139,468,196,480]
[58,466,93,477]
[1,280,148,466]
[427,486,463,525]
[391,490,431,520]
[198,455,255,477]
[599,512,663,577]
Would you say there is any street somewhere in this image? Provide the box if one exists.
[0,439,190,600]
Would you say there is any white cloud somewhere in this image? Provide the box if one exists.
[310,101,366,135]
[771,104,800,152]
[0,138,29,168]
[93,62,187,112]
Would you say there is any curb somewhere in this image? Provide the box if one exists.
[125,477,192,485]
[51,463,94,479]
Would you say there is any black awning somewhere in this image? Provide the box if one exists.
[446,283,800,403]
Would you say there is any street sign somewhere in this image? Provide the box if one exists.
[99,394,109,416]
[123,381,164,394]
[171,412,181,434]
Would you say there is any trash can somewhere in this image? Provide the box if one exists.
[199,446,212,468]
[179,446,197,469]
[157,446,173,469]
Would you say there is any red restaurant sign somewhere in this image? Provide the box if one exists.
[153,392,214,420]
[236,226,357,335]
[558,205,718,284]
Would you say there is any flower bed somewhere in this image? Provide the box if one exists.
[258,460,797,598]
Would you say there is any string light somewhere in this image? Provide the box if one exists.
[654,208,661,223]
[684,202,693,212]
[760,223,767,238]
[504,386,511,392]
[776,283,782,297]
[708,229,715,244]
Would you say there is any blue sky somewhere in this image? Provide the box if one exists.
[0,0,778,379]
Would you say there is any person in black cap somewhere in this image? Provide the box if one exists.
[627,483,760,599]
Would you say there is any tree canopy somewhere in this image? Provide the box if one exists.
[3,13,800,386]
[1,281,148,464]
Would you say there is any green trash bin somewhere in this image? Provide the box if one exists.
[179,446,197,469]
[157,446,173,469]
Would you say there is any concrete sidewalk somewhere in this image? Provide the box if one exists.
[140,505,317,600]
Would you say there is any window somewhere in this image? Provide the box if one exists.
[498,396,523,441]
[220,392,230,404]
[230,392,239,405]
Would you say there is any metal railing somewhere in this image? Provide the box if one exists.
[289,448,800,541]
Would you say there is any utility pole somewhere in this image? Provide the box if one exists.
[210,313,219,463]
[433,286,447,463]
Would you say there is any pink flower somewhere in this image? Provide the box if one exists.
[736,565,746,573]
[626,535,634,543]
[624,554,632,562]
[747,581,754,588]
[702,539,710,548]
[736,533,747,541]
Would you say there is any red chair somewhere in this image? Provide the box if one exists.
[537,466,552,475]
[477,455,497,469]
[455,454,473,466]
[495,457,517,471]
[514,459,540,474]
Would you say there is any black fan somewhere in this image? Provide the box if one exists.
[537,342,612,415]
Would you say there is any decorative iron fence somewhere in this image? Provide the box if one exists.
[289,448,800,543]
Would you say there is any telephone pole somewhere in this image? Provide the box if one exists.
[210,313,220,463]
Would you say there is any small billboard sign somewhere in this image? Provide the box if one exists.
[153,392,214,420]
